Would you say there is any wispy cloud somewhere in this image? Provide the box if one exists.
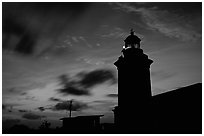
[49,97,63,102]
[58,85,90,96]
[151,70,176,82]
[101,27,128,39]
[2,104,6,110]
[52,100,88,111]
[2,103,22,110]
[18,109,28,113]
[37,107,46,112]
[37,99,89,112]
[22,113,46,120]
[78,69,117,88]
[77,56,106,65]
[106,93,118,98]
[71,36,79,43]
[56,69,116,96]
[89,100,117,111]
[79,36,92,48]
[65,35,93,48]
[3,119,21,129]
[113,3,201,42]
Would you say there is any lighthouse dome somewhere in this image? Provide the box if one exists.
[124,29,141,49]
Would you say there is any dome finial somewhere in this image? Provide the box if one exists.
[130,29,134,35]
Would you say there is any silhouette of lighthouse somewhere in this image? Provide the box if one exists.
[113,29,153,133]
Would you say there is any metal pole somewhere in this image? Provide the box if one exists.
[69,100,72,118]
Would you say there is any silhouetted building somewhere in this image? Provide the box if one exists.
[60,115,103,133]
[101,123,116,133]
[112,106,119,127]
[113,29,202,134]
[152,83,202,133]
[114,29,153,133]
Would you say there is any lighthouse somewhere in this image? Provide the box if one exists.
[113,29,153,133]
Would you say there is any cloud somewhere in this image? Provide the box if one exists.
[78,36,92,48]
[57,75,89,95]
[151,70,175,82]
[49,97,63,102]
[20,92,27,96]
[2,103,22,111]
[57,69,116,96]
[106,94,118,98]
[6,87,26,96]
[3,3,85,57]
[64,35,93,48]
[3,119,21,124]
[92,100,110,104]
[37,107,46,112]
[58,74,70,86]
[3,104,6,110]
[101,27,128,39]
[23,96,36,101]
[90,100,117,111]
[37,100,88,112]
[79,69,117,88]
[8,88,18,93]
[18,109,28,113]
[58,86,89,96]
[71,36,79,43]
[2,104,14,112]
[2,17,37,55]
[5,82,47,96]
[22,113,46,120]
[3,119,21,129]
[52,100,88,111]
[77,56,106,65]
[113,3,201,42]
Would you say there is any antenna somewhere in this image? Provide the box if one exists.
[69,100,73,118]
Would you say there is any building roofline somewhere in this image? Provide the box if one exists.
[60,115,104,120]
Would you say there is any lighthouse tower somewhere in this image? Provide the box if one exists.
[114,29,153,132]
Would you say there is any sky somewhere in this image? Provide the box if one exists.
[2,2,202,130]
